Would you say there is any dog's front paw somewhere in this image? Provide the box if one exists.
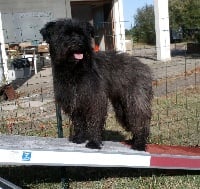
[131,141,146,151]
[71,136,86,144]
[129,137,147,151]
[86,141,102,149]
[132,144,146,151]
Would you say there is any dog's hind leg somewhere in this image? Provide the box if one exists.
[112,95,151,151]
[111,98,128,131]
[129,115,151,151]
[128,98,151,151]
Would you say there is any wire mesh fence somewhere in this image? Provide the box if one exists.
[150,47,200,146]
[121,42,199,146]
[0,15,199,149]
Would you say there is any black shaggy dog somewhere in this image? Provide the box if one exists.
[40,19,153,151]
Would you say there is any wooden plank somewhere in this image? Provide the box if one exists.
[0,135,150,168]
[0,135,200,170]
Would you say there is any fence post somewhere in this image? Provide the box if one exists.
[56,103,63,138]
[56,103,69,189]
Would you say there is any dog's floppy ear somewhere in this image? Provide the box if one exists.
[40,21,56,43]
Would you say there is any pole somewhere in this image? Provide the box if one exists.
[0,12,7,86]
[0,42,5,86]
[56,103,69,189]
[113,0,126,52]
[154,0,171,61]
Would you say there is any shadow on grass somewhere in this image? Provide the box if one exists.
[103,130,126,142]
[0,166,199,188]
[0,166,62,188]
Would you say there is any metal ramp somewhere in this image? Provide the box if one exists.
[0,177,22,189]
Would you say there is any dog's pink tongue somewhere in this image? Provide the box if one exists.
[74,53,83,60]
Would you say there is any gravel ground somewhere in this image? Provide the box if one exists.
[12,47,200,98]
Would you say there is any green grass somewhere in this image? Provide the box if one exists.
[0,167,200,189]
[150,86,200,146]
[0,86,200,188]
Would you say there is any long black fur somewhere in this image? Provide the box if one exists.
[40,19,153,151]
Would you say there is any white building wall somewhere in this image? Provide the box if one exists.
[0,0,70,44]
[0,0,67,18]
[0,0,69,83]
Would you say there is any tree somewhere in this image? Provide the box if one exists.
[126,1,200,44]
[169,0,200,41]
[131,4,155,44]
[169,0,200,29]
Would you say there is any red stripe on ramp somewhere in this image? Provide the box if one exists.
[151,156,200,169]
[147,144,200,156]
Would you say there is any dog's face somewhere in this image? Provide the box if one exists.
[40,19,94,61]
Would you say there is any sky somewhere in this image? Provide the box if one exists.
[122,0,153,29]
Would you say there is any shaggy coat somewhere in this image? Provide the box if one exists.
[40,19,153,151]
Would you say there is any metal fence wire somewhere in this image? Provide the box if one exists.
[0,21,199,148]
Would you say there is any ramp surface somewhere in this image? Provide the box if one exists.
[0,135,199,170]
